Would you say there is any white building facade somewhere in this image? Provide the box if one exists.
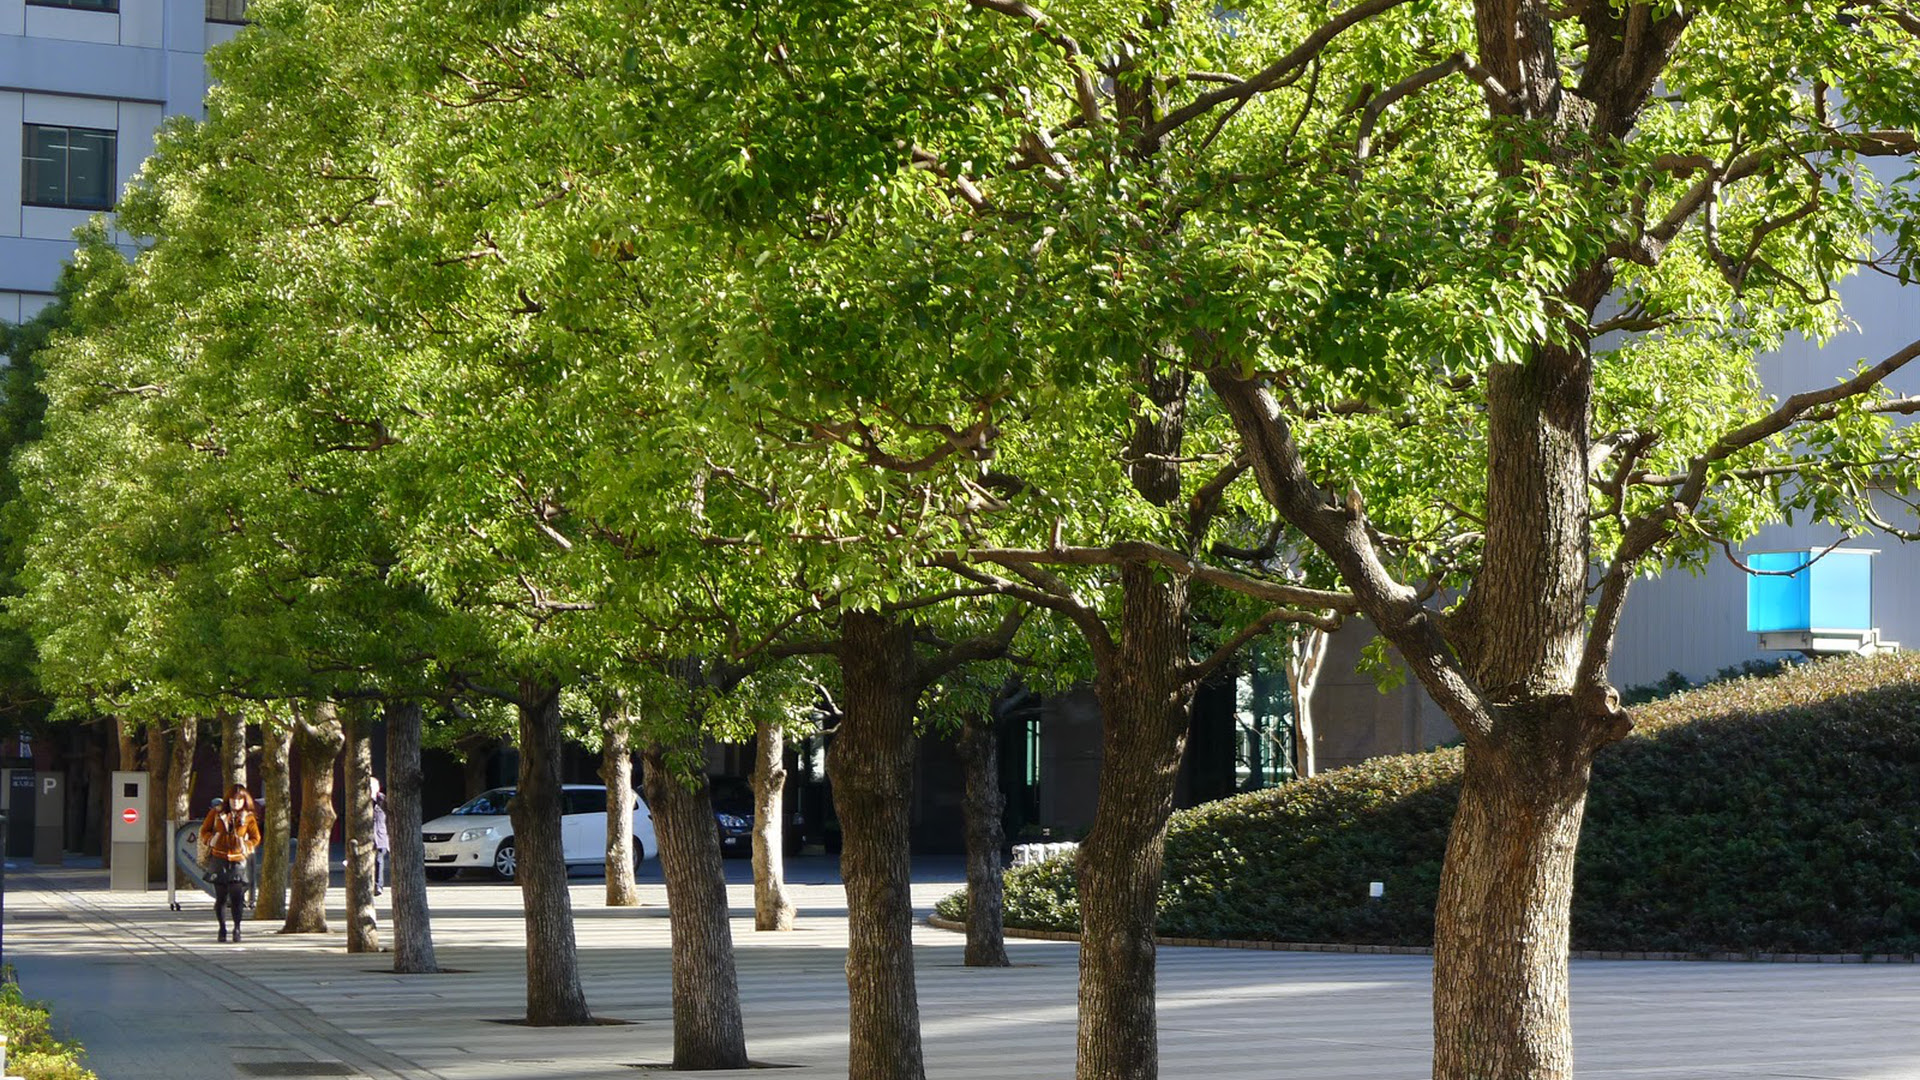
[1,0,242,324]
[1608,268,1920,687]
[1306,265,1919,772]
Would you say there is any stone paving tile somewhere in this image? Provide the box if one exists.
[8,863,1920,1079]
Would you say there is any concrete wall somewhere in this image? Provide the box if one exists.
[1309,623,1460,772]
[1,0,217,313]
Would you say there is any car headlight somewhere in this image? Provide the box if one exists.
[715,814,749,830]
[459,827,496,843]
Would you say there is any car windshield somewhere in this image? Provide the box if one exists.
[709,777,752,814]
[451,788,515,816]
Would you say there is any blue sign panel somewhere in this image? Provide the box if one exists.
[1745,549,1873,633]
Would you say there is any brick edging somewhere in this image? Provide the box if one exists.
[924,915,1919,964]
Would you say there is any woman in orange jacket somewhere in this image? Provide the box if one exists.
[199,783,262,942]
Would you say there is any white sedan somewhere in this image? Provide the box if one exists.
[421,784,656,881]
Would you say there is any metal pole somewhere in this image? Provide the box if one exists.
[1,809,7,978]
[166,819,179,911]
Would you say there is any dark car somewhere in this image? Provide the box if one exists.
[710,775,803,857]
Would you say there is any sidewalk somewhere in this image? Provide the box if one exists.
[7,860,1920,1079]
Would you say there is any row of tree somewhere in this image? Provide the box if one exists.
[3,1,1918,1078]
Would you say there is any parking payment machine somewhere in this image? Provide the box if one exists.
[0,770,32,858]
[110,771,149,891]
[34,772,61,865]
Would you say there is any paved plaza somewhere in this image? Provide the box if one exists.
[6,857,1919,1079]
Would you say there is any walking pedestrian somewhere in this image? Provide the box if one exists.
[199,783,261,943]
[371,778,391,896]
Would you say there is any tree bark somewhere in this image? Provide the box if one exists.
[832,612,925,1080]
[1433,717,1598,1080]
[1076,565,1193,1080]
[1426,340,1609,1079]
[642,737,750,1070]
[256,716,293,923]
[80,721,108,857]
[750,717,796,931]
[344,706,379,954]
[510,679,592,1025]
[284,702,343,934]
[219,709,247,791]
[166,718,199,823]
[1203,365,1608,1080]
[116,717,136,777]
[1287,628,1329,779]
[165,719,199,885]
[385,700,439,973]
[144,723,169,882]
[105,718,134,870]
[957,709,1008,967]
[599,703,639,907]
[457,734,498,799]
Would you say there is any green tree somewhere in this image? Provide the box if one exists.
[613,2,1920,1078]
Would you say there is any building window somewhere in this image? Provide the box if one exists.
[206,0,246,23]
[25,0,119,11]
[22,124,117,211]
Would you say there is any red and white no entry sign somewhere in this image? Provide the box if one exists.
[121,807,139,824]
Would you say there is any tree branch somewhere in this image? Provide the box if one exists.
[963,0,1103,126]
[1353,52,1509,166]
[1189,606,1345,690]
[1672,337,1920,509]
[931,555,1117,670]
[965,542,1357,610]
[914,607,1028,691]
[1142,0,1417,151]
[1206,369,1494,737]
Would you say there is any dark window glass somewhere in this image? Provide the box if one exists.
[564,789,607,816]
[205,0,246,22]
[451,788,516,815]
[25,0,118,12]
[22,124,116,210]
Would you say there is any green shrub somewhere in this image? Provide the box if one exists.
[0,981,98,1080]
[943,653,1920,955]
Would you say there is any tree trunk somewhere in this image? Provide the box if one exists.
[385,700,439,973]
[750,717,796,932]
[80,721,108,856]
[116,717,136,776]
[832,612,925,1080]
[104,718,134,869]
[599,703,639,907]
[1077,565,1193,1080]
[144,723,169,882]
[957,710,1009,967]
[166,718,199,821]
[165,719,199,884]
[284,702,343,934]
[510,679,592,1025]
[219,709,247,791]
[1286,628,1328,779]
[256,717,293,923]
[642,737,750,1070]
[344,706,379,954]
[1431,715,1598,1080]
[457,734,498,799]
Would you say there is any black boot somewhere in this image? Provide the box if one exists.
[218,926,228,943]
[232,925,242,943]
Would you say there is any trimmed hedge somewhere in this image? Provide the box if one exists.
[936,653,1920,955]
[0,980,98,1080]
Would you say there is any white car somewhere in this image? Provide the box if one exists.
[421,784,657,881]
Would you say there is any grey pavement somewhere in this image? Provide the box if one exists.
[6,857,1920,1079]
